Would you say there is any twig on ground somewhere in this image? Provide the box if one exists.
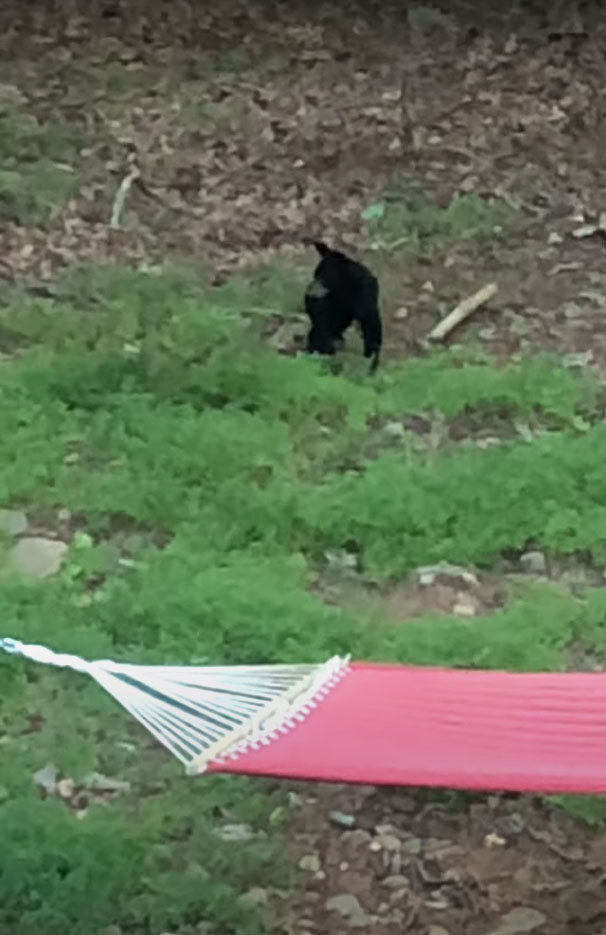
[109,165,141,230]
[427,282,499,342]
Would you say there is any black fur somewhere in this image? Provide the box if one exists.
[303,239,382,372]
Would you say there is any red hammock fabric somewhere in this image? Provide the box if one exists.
[208,663,606,793]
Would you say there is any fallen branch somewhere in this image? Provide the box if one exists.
[109,165,141,230]
[427,282,499,342]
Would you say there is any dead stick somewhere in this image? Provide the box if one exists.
[109,166,141,230]
[427,282,498,342]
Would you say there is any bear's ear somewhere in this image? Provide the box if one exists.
[302,238,331,258]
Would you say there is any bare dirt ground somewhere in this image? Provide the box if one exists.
[3,2,606,933]
[284,782,606,935]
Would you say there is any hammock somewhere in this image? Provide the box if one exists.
[2,637,606,794]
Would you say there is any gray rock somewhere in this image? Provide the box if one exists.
[325,894,370,928]
[402,836,422,855]
[383,421,406,439]
[519,550,547,576]
[382,874,409,889]
[376,833,401,852]
[324,549,358,574]
[33,763,58,793]
[489,907,547,935]
[0,509,27,536]
[9,537,68,579]
[329,810,356,829]
[237,888,268,909]
[417,562,478,587]
[215,823,254,843]
[342,828,372,850]
[298,854,321,873]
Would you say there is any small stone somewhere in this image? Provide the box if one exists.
[324,549,358,573]
[489,907,547,935]
[9,537,68,579]
[329,810,356,829]
[453,596,477,617]
[426,896,450,909]
[299,854,321,873]
[563,351,595,370]
[519,550,547,576]
[460,175,478,193]
[382,874,409,889]
[394,306,409,320]
[547,231,563,245]
[375,823,398,835]
[0,509,27,536]
[572,224,598,238]
[484,832,506,848]
[215,823,254,842]
[339,861,349,871]
[402,837,422,855]
[57,778,75,799]
[562,301,584,320]
[342,829,372,850]
[375,833,401,852]
[237,887,268,909]
[417,562,478,587]
[325,894,370,928]
[33,763,58,793]
[383,421,406,439]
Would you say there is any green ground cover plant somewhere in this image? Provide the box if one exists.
[2,264,606,933]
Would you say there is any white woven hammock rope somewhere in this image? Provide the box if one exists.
[0,637,350,775]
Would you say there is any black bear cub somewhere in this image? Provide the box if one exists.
[303,239,382,372]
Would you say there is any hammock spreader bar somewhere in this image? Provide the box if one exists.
[3,638,606,794]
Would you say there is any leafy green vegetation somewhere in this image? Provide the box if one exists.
[361,193,516,252]
[2,264,606,931]
[0,112,84,225]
